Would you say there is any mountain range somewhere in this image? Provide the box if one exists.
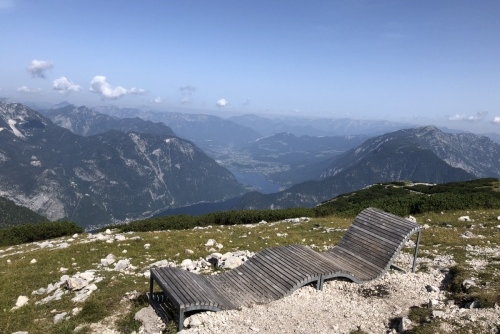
[231,126,498,209]
[0,101,244,228]
[157,125,500,216]
[4,100,500,228]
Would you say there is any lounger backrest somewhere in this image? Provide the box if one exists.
[333,207,421,275]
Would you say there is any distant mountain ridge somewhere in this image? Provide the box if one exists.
[0,101,245,227]
[92,106,261,151]
[229,114,413,137]
[41,105,175,137]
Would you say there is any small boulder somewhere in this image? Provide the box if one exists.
[11,296,29,310]
[205,239,216,247]
[114,259,131,271]
[221,256,242,269]
[180,259,193,268]
[187,314,203,328]
[458,216,471,222]
[54,312,68,324]
[66,277,89,291]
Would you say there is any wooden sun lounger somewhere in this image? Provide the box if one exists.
[149,207,422,331]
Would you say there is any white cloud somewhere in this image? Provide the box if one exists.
[129,87,145,95]
[492,117,500,124]
[180,97,189,104]
[152,96,163,104]
[448,111,487,122]
[53,76,81,93]
[90,76,144,100]
[17,86,41,93]
[216,98,228,107]
[27,59,53,78]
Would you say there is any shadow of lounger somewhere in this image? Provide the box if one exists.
[149,207,422,331]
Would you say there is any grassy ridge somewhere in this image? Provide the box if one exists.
[116,178,500,232]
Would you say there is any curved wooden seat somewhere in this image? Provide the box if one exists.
[321,207,422,283]
[149,207,422,331]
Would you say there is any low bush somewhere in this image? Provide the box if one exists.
[0,220,83,246]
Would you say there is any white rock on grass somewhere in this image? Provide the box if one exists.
[101,254,116,266]
[54,312,68,324]
[205,239,216,247]
[30,259,37,264]
[11,296,29,311]
[114,259,131,271]
[181,259,193,267]
[66,277,89,291]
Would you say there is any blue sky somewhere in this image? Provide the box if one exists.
[1,0,499,133]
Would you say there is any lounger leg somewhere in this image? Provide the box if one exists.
[316,276,324,290]
[149,270,154,301]
[412,230,422,273]
[178,309,184,331]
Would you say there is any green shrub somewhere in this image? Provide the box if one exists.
[116,208,316,233]
[0,220,83,246]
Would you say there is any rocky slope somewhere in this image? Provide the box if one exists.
[0,101,245,227]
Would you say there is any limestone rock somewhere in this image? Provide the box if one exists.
[54,312,68,324]
[11,296,29,310]
[66,277,89,291]
[114,259,131,271]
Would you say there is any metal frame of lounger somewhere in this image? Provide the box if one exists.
[149,207,422,331]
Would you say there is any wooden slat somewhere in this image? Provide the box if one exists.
[339,230,396,258]
[262,247,313,283]
[354,216,410,241]
[337,233,397,268]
